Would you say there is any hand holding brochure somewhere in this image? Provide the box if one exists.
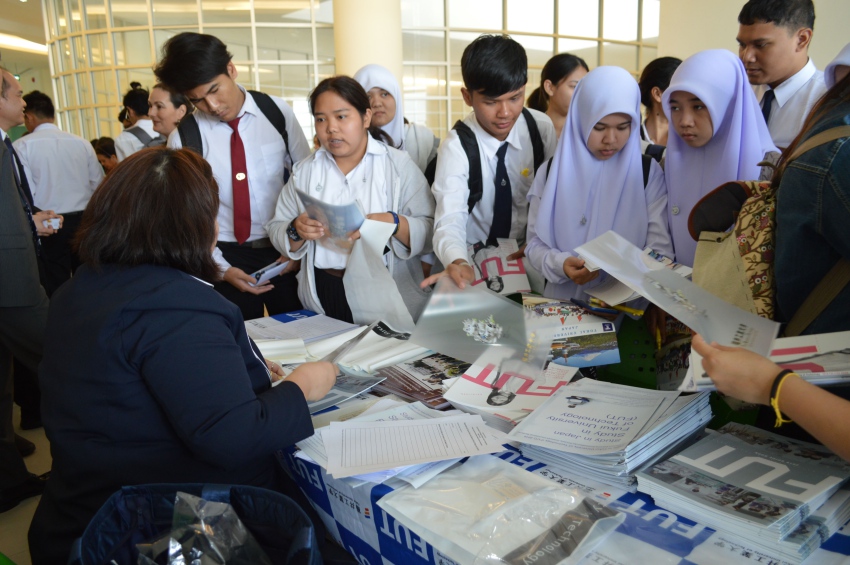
[296,188,365,239]
[249,260,289,286]
[576,231,779,356]
[468,238,531,295]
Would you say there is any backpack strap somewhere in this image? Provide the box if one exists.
[522,108,545,173]
[644,143,665,163]
[453,120,484,214]
[641,154,652,188]
[545,156,554,181]
[127,126,153,146]
[248,90,293,176]
[177,114,204,155]
[787,125,850,163]
[784,259,850,337]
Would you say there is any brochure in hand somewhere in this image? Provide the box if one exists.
[468,238,531,295]
[296,188,366,239]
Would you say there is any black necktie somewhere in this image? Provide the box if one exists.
[4,136,41,255]
[487,142,511,246]
[761,89,776,125]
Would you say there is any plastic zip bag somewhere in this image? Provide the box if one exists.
[136,491,272,565]
[378,455,623,564]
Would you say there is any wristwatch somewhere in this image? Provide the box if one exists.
[286,221,302,242]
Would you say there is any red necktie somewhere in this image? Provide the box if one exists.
[227,117,251,244]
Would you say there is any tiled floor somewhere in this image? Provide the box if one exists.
[0,406,51,565]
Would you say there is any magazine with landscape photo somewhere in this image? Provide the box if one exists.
[522,295,620,368]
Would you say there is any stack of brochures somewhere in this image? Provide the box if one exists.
[245,311,358,343]
[294,400,507,483]
[637,423,850,564]
[373,351,472,410]
[507,379,712,490]
[442,360,578,433]
[681,330,850,392]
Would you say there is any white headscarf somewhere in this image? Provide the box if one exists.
[532,66,648,256]
[354,64,405,150]
[662,49,777,266]
[825,42,850,89]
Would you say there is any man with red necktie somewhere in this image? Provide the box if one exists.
[156,33,312,320]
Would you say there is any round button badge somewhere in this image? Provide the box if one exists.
[236,172,246,181]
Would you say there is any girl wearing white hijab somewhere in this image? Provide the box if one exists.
[662,49,778,267]
[526,66,673,301]
[825,42,850,89]
[354,64,440,173]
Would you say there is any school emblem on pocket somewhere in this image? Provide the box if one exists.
[462,315,503,344]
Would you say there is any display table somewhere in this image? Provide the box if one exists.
[279,443,850,565]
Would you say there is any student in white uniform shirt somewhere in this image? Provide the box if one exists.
[737,0,827,150]
[267,76,435,323]
[423,34,556,290]
[525,66,673,302]
[14,91,103,295]
[156,32,312,320]
[353,64,439,174]
[114,83,163,161]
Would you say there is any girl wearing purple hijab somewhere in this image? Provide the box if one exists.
[526,66,673,301]
[662,49,778,267]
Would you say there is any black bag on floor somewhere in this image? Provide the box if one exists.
[68,483,321,565]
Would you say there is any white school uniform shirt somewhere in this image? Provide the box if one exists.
[168,85,311,270]
[756,58,827,149]
[431,108,556,266]
[310,136,390,270]
[114,118,158,162]
[13,123,103,213]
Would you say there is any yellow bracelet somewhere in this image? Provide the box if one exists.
[769,369,796,428]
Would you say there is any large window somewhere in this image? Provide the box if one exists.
[401,0,661,138]
[43,0,335,140]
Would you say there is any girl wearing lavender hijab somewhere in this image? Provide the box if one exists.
[662,49,778,268]
[525,66,673,301]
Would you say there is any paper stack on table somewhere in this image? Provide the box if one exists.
[637,423,850,564]
[442,359,578,432]
[296,401,507,484]
[508,379,712,490]
[333,321,429,373]
[245,313,358,343]
[373,351,471,410]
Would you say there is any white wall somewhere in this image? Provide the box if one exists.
[658,0,850,69]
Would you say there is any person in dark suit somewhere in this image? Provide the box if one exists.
[0,68,51,514]
[27,147,337,564]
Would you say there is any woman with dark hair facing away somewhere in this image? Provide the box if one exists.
[267,76,435,324]
[638,56,682,155]
[148,83,191,138]
[27,148,337,564]
[92,136,117,174]
[528,53,589,138]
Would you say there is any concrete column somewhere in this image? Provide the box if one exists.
[332,0,403,80]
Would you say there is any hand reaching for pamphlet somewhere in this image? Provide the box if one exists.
[692,333,850,462]
[420,259,475,289]
[505,242,526,261]
[348,213,410,247]
[563,256,599,285]
[286,361,337,401]
[692,334,778,405]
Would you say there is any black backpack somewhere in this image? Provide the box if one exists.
[126,126,166,148]
[178,90,294,179]
[424,107,545,213]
